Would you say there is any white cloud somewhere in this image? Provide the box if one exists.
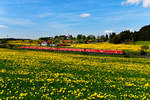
[104,30,113,33]
[80,13,91,18]
[121,0,141,5]
[121,0,150,8]
[143,0,150,8]
[0,25,8,29]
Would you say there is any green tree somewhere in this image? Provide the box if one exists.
[77,34,82,40]
[76,34,87,43]
[98,35,107,41]
[109,33,116,39]
[109,35,122,44]
[106,34,109,40]
[87,35,96,41]
[119,30,133,42]
[138,25,150,41]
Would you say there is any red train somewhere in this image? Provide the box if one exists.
[20,46,124,55]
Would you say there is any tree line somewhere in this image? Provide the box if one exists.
[39,25,150,44]
[109,25,150,44]
[1,24,150,44]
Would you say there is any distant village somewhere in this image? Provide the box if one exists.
[38,34,106,46]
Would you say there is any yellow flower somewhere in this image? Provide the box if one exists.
[0,69,6,73]
[0,77,3,82]
[19,93,28,97]
[144,83,150,87]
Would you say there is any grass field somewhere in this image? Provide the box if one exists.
[0,48,150,99]
[70,42,150,54]
[7,40,39,46]
[133,41,150,45]
[8,40,150,54]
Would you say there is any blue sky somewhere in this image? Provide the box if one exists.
[0,0,150,39]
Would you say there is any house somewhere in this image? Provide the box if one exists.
[39,41,59,47]
[40,41,48,46]
[39,40,52,46]
[66,35,73,39]
[60,40,77,44]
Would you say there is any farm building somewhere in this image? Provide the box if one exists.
[39,41,52,46]
[40,41,48,46]
[39,41,58,46]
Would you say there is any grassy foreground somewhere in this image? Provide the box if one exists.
[0,48,150,99]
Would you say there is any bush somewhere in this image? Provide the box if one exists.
[7,45,16,49]
[140,45,149,55]
[141,45,149,51]
[0,44,17,49]
[140,50,146,55]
